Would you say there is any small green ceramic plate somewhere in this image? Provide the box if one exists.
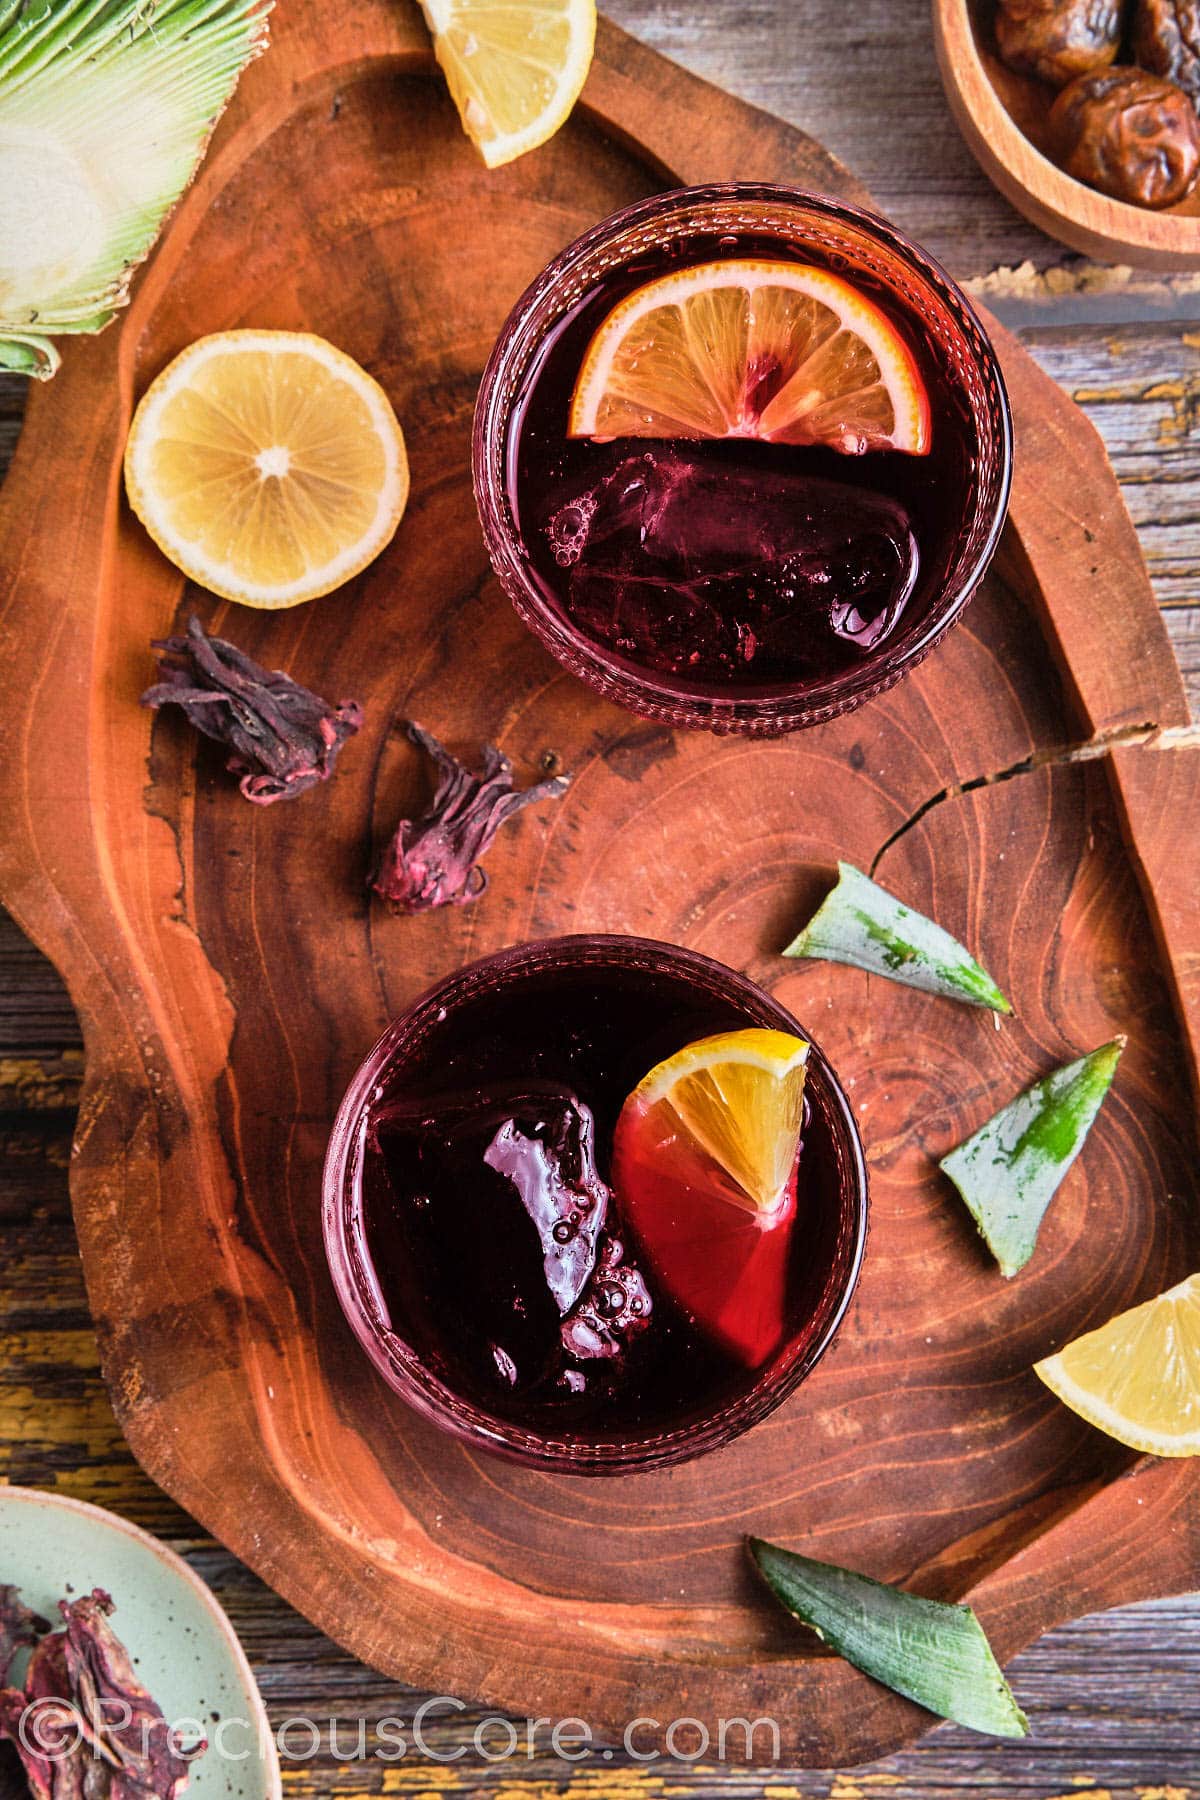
[0,1484,281,1799]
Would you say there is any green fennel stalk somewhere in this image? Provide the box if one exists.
[0,0,270,378]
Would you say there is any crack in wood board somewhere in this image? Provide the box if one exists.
[869,719,1200,876]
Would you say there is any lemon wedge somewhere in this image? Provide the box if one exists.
[628,1028,810,1214]
[421,0,596,169]
[1035,1273,1200,1457]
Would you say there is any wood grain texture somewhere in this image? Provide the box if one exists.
[1028,323,1200,631]
[2,1154,1200,1793]
[933,0,1200,269]
[0,0,1194,1778]
[992,313,1192,732]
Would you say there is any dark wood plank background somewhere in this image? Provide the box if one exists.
[1,1,1197,1792]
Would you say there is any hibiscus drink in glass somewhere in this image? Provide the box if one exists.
[474,183,1012,733]
[323,936,867,1473]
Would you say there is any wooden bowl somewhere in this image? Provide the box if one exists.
[933,0,1200,267]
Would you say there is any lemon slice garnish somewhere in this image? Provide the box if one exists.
[570,259,931,455]
[628,1028,809,1214]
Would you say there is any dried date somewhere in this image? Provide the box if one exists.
[995,0,1124,86]
[1133,0,1200,106]
[1051,63,1200,204]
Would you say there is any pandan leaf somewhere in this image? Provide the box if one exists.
[783,861,1010,1013]
[940,1039,1124,1278]
[748,1538,1028,1740]
[0,0,271,376]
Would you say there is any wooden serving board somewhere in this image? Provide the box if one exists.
[1,0,1198,1768]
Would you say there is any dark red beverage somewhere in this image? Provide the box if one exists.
[323,937,868,1474]
[475,185,1012,734]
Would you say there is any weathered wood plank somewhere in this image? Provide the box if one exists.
[1019,323,1200,715]
[601,0,1098,277]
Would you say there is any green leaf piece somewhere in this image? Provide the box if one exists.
[748,1537,1028,1740]
[783,861,1010,1012]
[939,1038,1124,1278]
[0,330,58,377]
[0,0,271,376]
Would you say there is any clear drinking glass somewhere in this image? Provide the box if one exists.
[473,182,1012,735]
[322,934,868,1475]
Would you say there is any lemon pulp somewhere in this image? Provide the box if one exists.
[124,329,408,609]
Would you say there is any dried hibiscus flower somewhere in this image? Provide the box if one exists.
[0,1586,45,1685]
[142,614,363,805]
[371,722,571,913]
[0,1587,205,1798]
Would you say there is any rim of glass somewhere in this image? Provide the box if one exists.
[321,934,870,1475]
[473,181,1014,735]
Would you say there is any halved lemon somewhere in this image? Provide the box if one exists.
[612,1029,809,1366]
[569,259,931,455]
[124,330,409,610]
[421,0,596,169]
[1035,1273,1200,1457]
